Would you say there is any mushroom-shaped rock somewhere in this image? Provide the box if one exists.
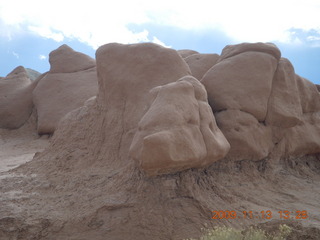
[184,53,219,80]
[202,42,280,121]
[0,66,36,129]
[130,76,230,176]
[33,45,98,134]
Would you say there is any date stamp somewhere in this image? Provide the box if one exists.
[211,210,308,220]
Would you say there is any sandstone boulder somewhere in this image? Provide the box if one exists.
[0,66,36,129]
[33,45,98,134]
[184,53,219,80]
[130,76,230,176]
[202,42,280,121]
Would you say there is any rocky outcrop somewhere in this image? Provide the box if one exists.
[0,66,36,129]
[130,76,230,176]
[184,53,219,80]
[33,45,98,134]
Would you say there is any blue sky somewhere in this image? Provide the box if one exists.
[1,0,320,83]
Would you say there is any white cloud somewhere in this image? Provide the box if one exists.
[151,36,171,48]
[12,51,19,59]
[39,54,46,60]
[28,26,64,42]
[0,0,319,48]
[307,36,320,41]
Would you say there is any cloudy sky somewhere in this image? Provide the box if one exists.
[1,0,320,83]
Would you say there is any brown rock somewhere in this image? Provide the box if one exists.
[0,66,36,129]
[177,49,199,58]
[49,44,96,73]
[33,45,98,134]
[184,53,219,80]
[266,58,302,128]
[215,109,273,161]
[130,76,230,176]
[202,42,279,121]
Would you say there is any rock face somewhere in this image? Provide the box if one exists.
[184,53,219,80]
[0,66,36,129]
[33,45,98,134]
[130,76,230,176]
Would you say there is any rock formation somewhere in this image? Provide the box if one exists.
[33,45,98,134]
[1,42,320,240]
[0,66,36,129]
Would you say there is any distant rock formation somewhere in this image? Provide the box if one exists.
[33,45,98,134]
[25,68,41,81]
[0,66,36,129]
